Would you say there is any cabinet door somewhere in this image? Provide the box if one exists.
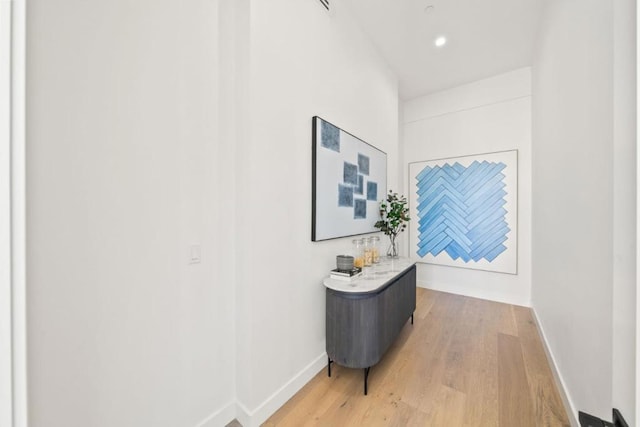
[326,291,381,368]
[379,265,416,355]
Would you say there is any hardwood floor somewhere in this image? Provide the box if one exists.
[263,287,570,427]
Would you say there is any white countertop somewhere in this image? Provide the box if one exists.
[323,257,416,293]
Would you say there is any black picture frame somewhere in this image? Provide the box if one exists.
[312,116,387,241]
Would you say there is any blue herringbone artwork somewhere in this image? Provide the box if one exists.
[415,160,510,263]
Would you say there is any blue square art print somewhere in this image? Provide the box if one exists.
[343,162,358,186]
[321,121,340,152]
[358,154,370,175]
[355,175,364,195]
[354,199,367,219]
[338,184,354,207]
[366,182,377,201]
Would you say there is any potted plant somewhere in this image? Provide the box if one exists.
[374,191,410,258]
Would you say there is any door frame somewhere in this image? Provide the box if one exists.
[1,0,27,426]
[0,0,14,423]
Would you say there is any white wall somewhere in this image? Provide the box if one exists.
[26,1,236,426]
[402,68,532,307]
[532,0,614,421]
[0,2,12,425]
[234,0,398,425]
[25,0,398,425]
[613,0,637,424]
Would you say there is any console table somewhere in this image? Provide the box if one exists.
[323,258,416,395]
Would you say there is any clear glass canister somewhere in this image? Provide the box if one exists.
[352,238,364,269]
[363,238,373,267]
[371,236,380,263]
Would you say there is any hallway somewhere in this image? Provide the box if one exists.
[264,288,569,426]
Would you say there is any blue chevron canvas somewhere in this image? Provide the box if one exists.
[409,150,517,274]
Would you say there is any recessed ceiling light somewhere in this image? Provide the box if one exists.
[434,36,447,47]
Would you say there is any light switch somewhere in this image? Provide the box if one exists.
[189,244,201,264]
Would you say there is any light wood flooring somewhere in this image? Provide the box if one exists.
[262,287,570,427]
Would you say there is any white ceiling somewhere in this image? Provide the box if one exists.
[341,0,543,100]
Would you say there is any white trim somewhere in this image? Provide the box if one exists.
[194,401,237,427]
[235,352,327,427]
[531,308,579,427]
[0,1,13,426]
[637,0,640,419]
[416,280,530,307]
[234,401,251,427]
[636,0,640,420]
[11,0,27,425]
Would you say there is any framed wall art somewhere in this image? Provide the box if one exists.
[408,150,518,274]
[312,116,387,241]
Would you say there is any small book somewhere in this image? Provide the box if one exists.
[330,268,362,277]
[330,272,363,282]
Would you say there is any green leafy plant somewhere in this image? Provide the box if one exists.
[374,191,410,257]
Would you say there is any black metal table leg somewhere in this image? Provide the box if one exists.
[364,367,370,395]
[411,313,414,324]
[327,357,333,377]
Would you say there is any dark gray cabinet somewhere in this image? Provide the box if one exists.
[325,264,416,394]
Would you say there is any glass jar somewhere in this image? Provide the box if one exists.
[363,238,373,267]
[352,238,365,269]
[371,236,380,263]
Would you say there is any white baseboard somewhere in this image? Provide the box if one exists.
[416,279,530,307]
[235,352,327,427]
[196,401,237,427]
[531,308,579,427]
[235,401,251,427]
